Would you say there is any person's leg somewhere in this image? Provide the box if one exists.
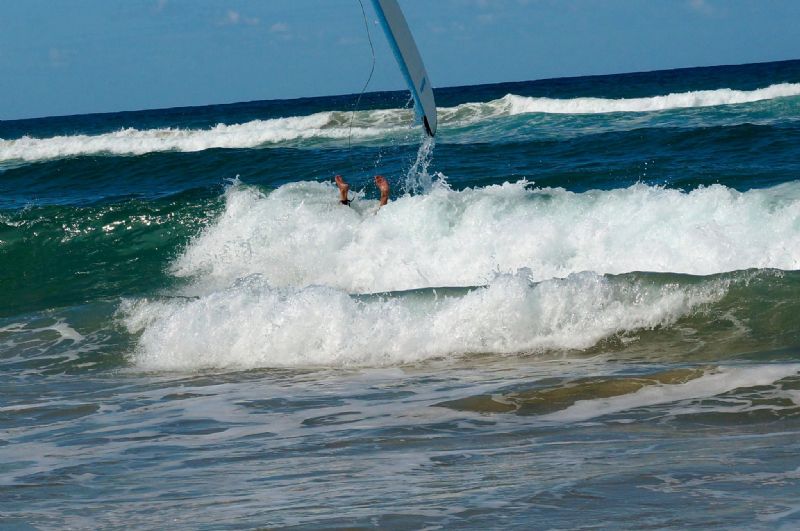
[375,175,389,207]
[334,175,350,205]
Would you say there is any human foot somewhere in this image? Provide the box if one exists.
[375,175,389,206]
[335,175,350,205]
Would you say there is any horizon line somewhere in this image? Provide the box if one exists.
[3,57,799,123]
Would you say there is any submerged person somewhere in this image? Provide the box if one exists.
[335,175,389,208]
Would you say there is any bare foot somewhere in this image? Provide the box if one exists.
[375,175,389,207]
[334,175,350,205]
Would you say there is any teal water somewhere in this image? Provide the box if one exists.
[2,60,800,529]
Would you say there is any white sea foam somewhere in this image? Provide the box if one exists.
[0,110,409,163]
[542,364,800,422]
[3,83,798,163]
[0,319,83,346]
[497,82,800,115]
[118,177,798,370]
[121,271,723,370]
[172,180,800,295]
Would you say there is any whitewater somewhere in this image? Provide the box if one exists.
[107,174,798,370]
[2,82,799,163]
[171,180,800,294]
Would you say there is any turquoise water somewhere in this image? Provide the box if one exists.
[2,59,800,528]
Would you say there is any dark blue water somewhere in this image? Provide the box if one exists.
[2,60,800,529]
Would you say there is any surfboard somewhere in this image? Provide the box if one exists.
[370,0,437,136]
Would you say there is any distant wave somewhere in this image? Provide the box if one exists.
[0,111,409,163]
[3,83,799,163]
[497,82,800,115]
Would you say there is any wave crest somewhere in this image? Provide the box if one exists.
[498,82,800,115]
[121,272,724,370]
[0,111,407,163]
[3,83,798,163]
[172,180,800,295]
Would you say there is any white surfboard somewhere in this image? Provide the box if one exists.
[371,0,437,136]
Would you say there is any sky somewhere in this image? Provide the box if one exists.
[1,0,799,120]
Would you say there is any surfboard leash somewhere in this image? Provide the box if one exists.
[347,0,377,165]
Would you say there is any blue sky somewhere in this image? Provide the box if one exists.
[1,0,799,120]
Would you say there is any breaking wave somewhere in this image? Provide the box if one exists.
[121,271,725,370]
[497,82,800,115]
[172,180,800,294]
[119,179,800,370]
[3,83,798,163]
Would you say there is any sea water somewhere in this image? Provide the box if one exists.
[2,60,800,529]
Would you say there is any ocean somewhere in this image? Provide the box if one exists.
[2,59,800,529]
